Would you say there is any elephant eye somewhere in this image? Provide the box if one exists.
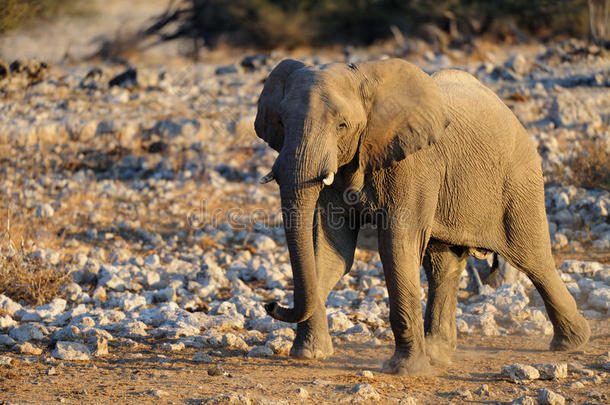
[338,122,348,130]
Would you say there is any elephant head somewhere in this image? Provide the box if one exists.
[255,58,448,323]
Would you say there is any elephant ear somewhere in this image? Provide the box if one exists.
[254,59,306,152]
[358,59,448,172]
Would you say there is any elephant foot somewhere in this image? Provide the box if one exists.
[424,335,455,366]
[289,332,333,359]
[550,314,590,351]
[382,351,432,375]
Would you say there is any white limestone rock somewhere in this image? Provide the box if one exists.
[251,234,276,251]
[52,341,91,361]
[0,295,22,316]
[501,364,540,381]
[247,345,273,357]
[107,292,146,312]
[0,335,16,346]
[0,315,17,329]
[9,324,46,342]
[587,288,610,311]
[537,388,565,405]
[193,351,213,363]
[327,311,354,334]
[561,260,603,276]
[491,283,530,313]
[533,363,568,380]
[16,342,42,355]
[350,383,380,401]
[265,336,292,355]
[87,335,109,356]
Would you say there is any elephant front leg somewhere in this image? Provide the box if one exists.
[290,296,333,359]
[379,228,431,375]
[290,212,358,359]
[423,243,467,366]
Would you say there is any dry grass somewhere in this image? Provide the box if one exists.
[0,244,70,307]
[199,234,219,250]
[0,205,70,306]
[0,0,90,34]
[565,137,610,190]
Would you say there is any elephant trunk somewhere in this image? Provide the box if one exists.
[265,186,319,324]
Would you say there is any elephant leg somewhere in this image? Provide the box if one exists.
[290,295,334,359]
[508,249,589,351]
[499,189,590,351]
[378,227,431,375]
[423,242,467,365]
[290,212,358,359]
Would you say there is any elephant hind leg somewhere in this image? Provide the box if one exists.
[505,249,590,351]
[516,253,590,351]
[499,190,590,351]
[423,241,468,365]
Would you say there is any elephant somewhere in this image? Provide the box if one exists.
[253,58,590,374]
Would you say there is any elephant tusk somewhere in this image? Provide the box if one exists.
[259,171,275,184]
[322,171,335,186]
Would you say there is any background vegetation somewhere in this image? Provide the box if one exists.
[145,0,593,48]
[1,0,603,48]
[0,0,86,34]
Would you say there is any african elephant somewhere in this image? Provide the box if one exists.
[254,58,590,374]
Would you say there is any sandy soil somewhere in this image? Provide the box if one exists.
[1,320,608,404]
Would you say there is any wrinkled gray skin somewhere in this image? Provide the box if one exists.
[254,58,590,374]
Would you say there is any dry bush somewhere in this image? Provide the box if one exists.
[0,247,70,306]
[0,207,69,306]
[142,0,590,50]
[0,0,89,34]
[565,137,610,190]
[588,0,610,46]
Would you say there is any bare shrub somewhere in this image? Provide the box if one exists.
[565,137,610,190]
[0,211,69,306]
[0,249,70,306]
[0,0,89,34]
[588,0,610,45]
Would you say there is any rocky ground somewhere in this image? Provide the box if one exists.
[0,13,609,404]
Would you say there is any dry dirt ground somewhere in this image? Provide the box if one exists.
[0,2,608,405]
[1,320,608,404]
